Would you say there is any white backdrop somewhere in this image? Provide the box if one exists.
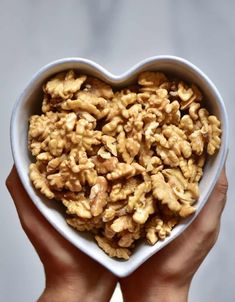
[0,1,234,301]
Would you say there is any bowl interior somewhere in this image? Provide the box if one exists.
[11,56,228,277]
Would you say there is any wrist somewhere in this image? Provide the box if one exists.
[38,273,117,302]
[146,283,190,302]
[38,284,80,302]
[121,280,190,302]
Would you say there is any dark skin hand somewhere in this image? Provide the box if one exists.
[120,167,228,302]
[6,166,117,302]
[6,166,228,302]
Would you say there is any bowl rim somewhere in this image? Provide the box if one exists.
[10,55,229,277]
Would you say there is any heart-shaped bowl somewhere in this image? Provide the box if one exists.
[10,56,228,277]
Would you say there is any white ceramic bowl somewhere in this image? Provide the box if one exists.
[10,56,228,277]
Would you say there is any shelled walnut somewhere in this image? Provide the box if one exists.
[28,69,222,259]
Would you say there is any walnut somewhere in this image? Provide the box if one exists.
[179,115,194,134]
[153,124,193,167]
[64,91,108,118]
[95,236,131,260]
[207,115,222,155]
[195,154,206,182]
[90,176,108,217]
[102,116,123,135]
[68,118,102,151]
[156,144,179,167]
[111,215,136,233]
[128,181,151,211]
[177,83,202,110]
[29,163,54,199]
[97,146,112,159]
[91,156,118,174]
[163,100,181,125]
[133,195,155,224]
[138,142,154,167]
[84,77,114,99]
[162,125,192,158]
[189,130,205,155]
[138,71,167,89]
[44,70,87,99]
[36,151,53,163]
[146,156,163,174]
[103,221,117,240]
[144,121,159,148]
[163,168,199,204]
[146,216,178,245]
[47,155,66,173]
[189,102,201,120]
[179,205,196,218]
[105,90,138,120]
[28,69,222,260]
[151,168,199,217]
[177,81,194,102]
[106,162,144,181]
[117,131,140,164]
[109,178,138,202]
[151,172,181,213]
[65,112,77,131]
[117,221,142,248]
[62,193,92,219]
[28,112,59,155]
[102,201,128,222]
[123,104,143,141]
[67,216,103,232]
[117,230,141,248]
[46,149,97,192]
[102,207,116,222]
[101,135,117,156]
[187,110,221,156]
[140,90,180,125]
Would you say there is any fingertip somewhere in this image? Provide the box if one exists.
[5,165,16,191]
[6,165,24,193]
[6,165,31,209]
[201,166,228,221]
[216,166,228,194]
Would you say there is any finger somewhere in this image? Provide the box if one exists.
[6,166,44,222]
[134,166,229,275]
[6,167,112,277]
[196,167,228,225]
[186,166,228,243]
[6,166,74,253]
[6,166,59,239]
[151,168,228,270]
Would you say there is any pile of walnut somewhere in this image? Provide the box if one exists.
[28,70,221,260]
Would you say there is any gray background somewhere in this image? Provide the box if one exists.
[0,0,234,301]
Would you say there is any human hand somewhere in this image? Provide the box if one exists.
[120,167,228,302]
[6,166,117,302]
